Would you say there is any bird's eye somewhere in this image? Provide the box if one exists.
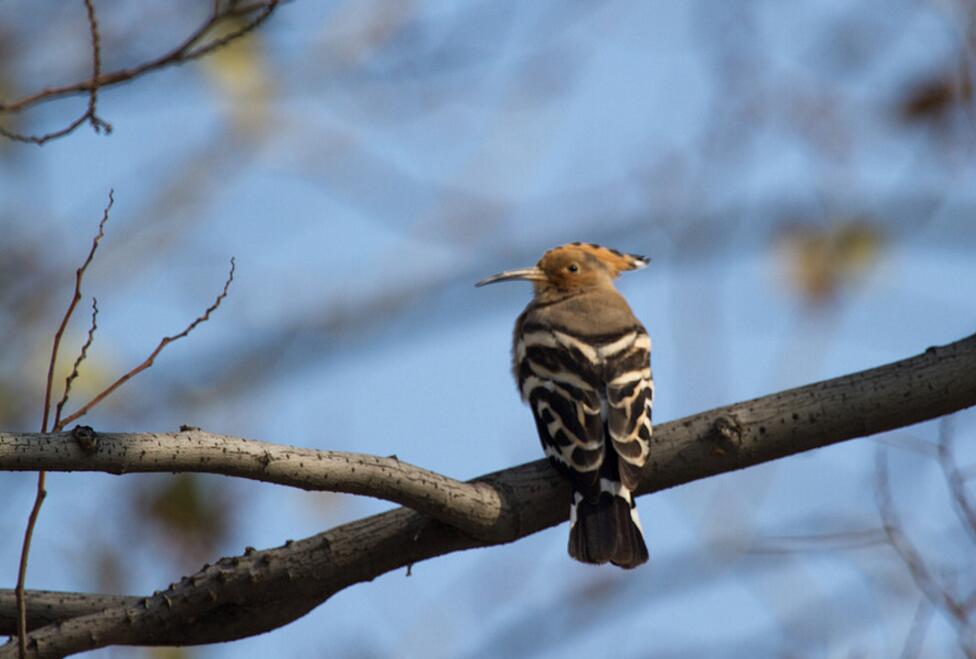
[568,263,579,273]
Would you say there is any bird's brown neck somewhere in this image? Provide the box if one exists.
[532,282,617,306]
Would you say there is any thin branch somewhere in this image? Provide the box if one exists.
[875,449,971,639]
[0,114,92,146]
[184,2,279,62]
[745,528,888,554]
[936,416,976,547]
[13,477,44,659]
[899,598,933,659]
[0,0,111,146]
[83,0,110,135]
[41,191,112,434]
[0,332,974,655]
[0,1,280,145]
[55,258,235,430]
[15,191,112,659]
[225,1,284,18]
[53,298,98,429]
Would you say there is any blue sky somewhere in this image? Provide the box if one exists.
[2,1,976,657]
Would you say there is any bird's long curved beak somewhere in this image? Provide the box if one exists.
[475,267,545,287]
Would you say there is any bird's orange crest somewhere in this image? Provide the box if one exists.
[474,242,649,291]
[543,242,649,278]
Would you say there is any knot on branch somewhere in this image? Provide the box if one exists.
[706,415,743,455]
[72,425,98,453]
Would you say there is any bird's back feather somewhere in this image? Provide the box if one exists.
[514,289,652,568]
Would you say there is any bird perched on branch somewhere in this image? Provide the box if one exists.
[477,242,653,568]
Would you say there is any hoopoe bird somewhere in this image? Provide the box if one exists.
[477,242,652,568]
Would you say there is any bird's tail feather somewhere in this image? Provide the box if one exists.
[568,489,648,569]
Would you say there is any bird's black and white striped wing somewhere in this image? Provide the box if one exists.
[516,324,652,489]
[516,323,606,497]
[605,329,653,495]
[517,322,652,567]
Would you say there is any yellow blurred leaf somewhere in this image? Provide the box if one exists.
[199,18,274,137]
[136,474,232,562]
[25,329,114,416]
[146,647,193,659]
[774,219,883,305]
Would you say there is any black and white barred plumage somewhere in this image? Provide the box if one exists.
[478,242,653,568]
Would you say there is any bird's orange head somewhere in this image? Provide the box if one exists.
[476,242,648,294]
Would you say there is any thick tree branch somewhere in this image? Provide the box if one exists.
[0,431,509,541]
[1,332,975,657]
[0,592,139,634]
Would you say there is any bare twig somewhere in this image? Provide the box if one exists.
[875,449,973,653]
[55,258,235,430]
[746,528,888,554]
[0,0,111,146]
[899,598,933,659]
[82,0,110,135]
[15,191,112,658]
[41,191,112,434]
[0,113,93,146]
[14,220,232,656]
[0,1,280,144]
[14,480,44,659]
[936,416,976,548]
[185,2,279,62]
[53,298,98,429]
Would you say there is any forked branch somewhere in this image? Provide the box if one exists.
[0,0,280,145]
[11,191,235,658]
[15,190,113,658]
[55,258,235,430]
[53,298,98,428]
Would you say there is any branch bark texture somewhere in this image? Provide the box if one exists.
[0,431,509,540]
[1,333,975,657]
